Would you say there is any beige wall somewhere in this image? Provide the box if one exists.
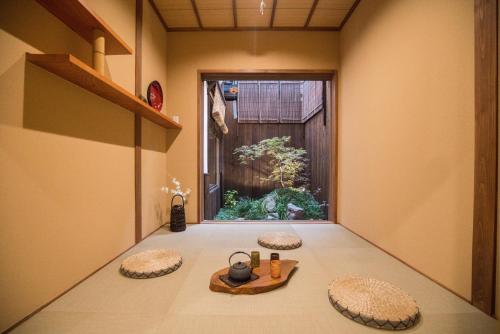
[0,0,167,331]
[165,31,339,222]
[141,1,169,237]
[339,0,474,299]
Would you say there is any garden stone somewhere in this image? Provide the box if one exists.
[266,214,279,220]
[287,203,304,220]
[262,195,277,212]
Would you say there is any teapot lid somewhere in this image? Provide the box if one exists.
[232,261,248,270]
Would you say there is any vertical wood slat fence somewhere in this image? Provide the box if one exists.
[260,82,280,122]
[303,81,323,121]
[223,102,306,199]
[237,82,260,122]
[279,82,303,122]
[237,81,323,124]
[222,91,330,213]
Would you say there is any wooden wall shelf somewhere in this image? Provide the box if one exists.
[35,0,132,55]
[27,53,182,130]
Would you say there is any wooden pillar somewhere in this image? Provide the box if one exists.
[134,0,143,243]
[92,29,105,75]
[471,0,498,315]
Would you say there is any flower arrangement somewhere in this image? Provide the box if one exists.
[161,177,192,203]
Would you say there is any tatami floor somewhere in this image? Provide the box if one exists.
[13,224,499,334]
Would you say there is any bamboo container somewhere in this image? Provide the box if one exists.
[270,253,281,278]
[92,29,105,75]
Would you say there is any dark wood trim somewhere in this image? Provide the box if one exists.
[201,70,335,81]
[203,220,332,224]
[134,0,143,244]
[148,0,168,32]
[232,0,237,28]
[134,114,142,243]
[304,0,319,27]
[191,0,203,29]
[340,223,471,303]
[330,76,338,222]
[197,71,204,223]
[167,26,339,32]
[2,224,169,334]
[197,70,338,223]
[472,0,498,316]
[270,0,277,28]
[339,0,361,30]
[134,0,142,94]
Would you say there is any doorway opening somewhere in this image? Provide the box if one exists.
[198,71,337,223]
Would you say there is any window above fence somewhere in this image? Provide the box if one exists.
[237,81,324,124]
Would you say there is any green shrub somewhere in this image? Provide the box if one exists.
[244,198,267,220]
[215,187,324,221]
[214,207,237,220]
[223,190,238,208]
[273,188,324,220]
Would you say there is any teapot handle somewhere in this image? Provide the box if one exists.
[228,251,251,267]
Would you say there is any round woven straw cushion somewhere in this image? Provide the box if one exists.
[257,232,302,250]
[328,276,419,330]
[120,249,182,279]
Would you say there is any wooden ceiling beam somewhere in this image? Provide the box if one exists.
[191,0,203,28]
[339,0,362,30]
[233,0,238,28]
[168,26,339,32]
[304,0,319,27]
[270,0,277,28]
[148,0,168,32]
[162,0,364,32]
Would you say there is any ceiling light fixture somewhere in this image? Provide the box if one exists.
[260,0,266,15]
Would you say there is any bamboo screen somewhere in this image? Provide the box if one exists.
[237,81,323,123]
[302,81,323,121]
[238,82,260,122]
[279,82,303,123]
[260,82,280,122]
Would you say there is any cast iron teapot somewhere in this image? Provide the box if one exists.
[228,251,252,282]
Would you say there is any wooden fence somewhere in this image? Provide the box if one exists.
[222,101,330,210]
[237,81,323,123]
[223,102,305,199]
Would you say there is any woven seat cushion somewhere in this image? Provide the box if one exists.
[328,276,420,330]
[120,249,182,279]
[257,232,302,250]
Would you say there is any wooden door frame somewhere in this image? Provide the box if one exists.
[197,70,338,223]
[471,0,498,316]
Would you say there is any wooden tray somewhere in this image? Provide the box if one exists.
[209,260,298,295]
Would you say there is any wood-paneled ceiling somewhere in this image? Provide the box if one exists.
[150,0,360,31]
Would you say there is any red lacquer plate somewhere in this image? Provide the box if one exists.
[147,80,163,111]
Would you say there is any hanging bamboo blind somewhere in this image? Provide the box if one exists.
[280,82,303,123]
[238,81,260,122]
[237,81,323,124]
[303,81,324,121]
[260,82,280,123]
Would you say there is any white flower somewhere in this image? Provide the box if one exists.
[166,177,191,203]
